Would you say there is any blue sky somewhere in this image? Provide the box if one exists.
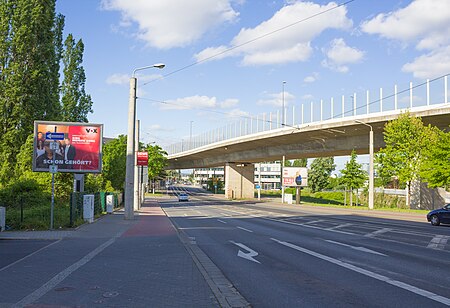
[55,0,450,170]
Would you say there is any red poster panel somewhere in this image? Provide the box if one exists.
[137,152,148,166]
[33,121,103,173]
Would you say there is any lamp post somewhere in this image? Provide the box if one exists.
[355,120,374,210]
[125,63,165,220]
[282,81,286,126]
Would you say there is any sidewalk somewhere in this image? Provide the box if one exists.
[0,199,234,308]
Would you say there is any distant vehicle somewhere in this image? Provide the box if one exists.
[427,204,450,226]
[178,193,189,202]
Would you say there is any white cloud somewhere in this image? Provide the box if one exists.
[195,1,352,65]
[106,73,129,85]
[106,73,162,85]
[226,108,249,118]
[303,72,319,83]
[161,95,217,110]
[361,0,450,79]
[402,46,450,79]
[361,0,450,50]
[101,0,239,49]
[219,98,239,108]
[148,124,174,132]
[257,91,295,107]
[322,38,364,73]
[302,94,314,100]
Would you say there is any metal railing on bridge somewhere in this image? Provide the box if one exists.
[166,75,449,155]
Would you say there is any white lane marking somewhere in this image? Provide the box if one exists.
[237,226,253,233]
[301,219,324,225]
[271,238,450,306]
[427,235,450,250]
[218,208,355,235]
[325,240,387,257]
[326,223,353,231]
[217,219,227,224]
[13,235,120,308]
[365,228,392,238]
[0,240,61,272]
[230,241,260,264]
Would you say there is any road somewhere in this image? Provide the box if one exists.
[166,185,450,307]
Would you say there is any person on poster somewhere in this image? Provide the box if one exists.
[35,140,64,169]
[62,136,76,169]
[36,132,45,156]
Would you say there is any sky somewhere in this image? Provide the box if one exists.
[55,0,450,171]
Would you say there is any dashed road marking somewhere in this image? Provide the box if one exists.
[325,239,387,256]
[365,228,392,238]
[326,223,353,231]
[237,226,253,233]
[217,219,227,224]
[271,238,450,306]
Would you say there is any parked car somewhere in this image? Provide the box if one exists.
[427,204,450,226]
[178,193,189,202]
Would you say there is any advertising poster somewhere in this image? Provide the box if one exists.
[33,121,103,173]
[283,167,308,187]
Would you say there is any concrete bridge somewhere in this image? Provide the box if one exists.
[165,76,450,199]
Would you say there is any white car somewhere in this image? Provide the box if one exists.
[178,193,189,202]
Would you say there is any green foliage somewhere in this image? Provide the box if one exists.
[378,112,428,187]
[207,177,224,192]
[102,135,127,191]
[0,178,49,209]
[60,34,93,122]
[420,128,450,188]
[144,143,168,181]
[0,0,63,184]
[308,157,335,192]
[340,150,367,190]
[292,158,307,167]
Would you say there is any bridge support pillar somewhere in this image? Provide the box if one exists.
[224,163,254,199]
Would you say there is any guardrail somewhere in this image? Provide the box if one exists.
[166,75,449,155]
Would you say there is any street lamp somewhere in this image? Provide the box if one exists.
[355,120,374,210]
[125,63,165,220]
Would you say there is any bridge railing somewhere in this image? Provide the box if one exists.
[166,75,449,156]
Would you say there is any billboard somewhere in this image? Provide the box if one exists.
[283,167,308,187]
[33,121,103,173]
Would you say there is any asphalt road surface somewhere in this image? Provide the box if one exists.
[165,185,450,307]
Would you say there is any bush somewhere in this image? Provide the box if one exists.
[0,179,49,209]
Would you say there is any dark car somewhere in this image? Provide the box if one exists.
[427,204,450,226]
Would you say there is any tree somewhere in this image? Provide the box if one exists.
[60,34,93,122]
[0,0,64,184]
[292,158,307,167]
[340,150,367,206]
[421,127,450,189]
[102,135,127,191]
[377,112,430,207]
[308,157,335,193]
[144,143,168,184]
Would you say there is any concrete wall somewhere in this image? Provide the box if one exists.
[410,181,447,210]
[224,163,254,199]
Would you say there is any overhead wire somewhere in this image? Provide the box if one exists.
[141,0,356,87]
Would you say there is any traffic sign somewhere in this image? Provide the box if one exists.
[46,132,64,140]
[49,165,58,173]
[255,184,261,189]
[49,142,59,150]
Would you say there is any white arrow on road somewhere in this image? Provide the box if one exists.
[230,241,261,264]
